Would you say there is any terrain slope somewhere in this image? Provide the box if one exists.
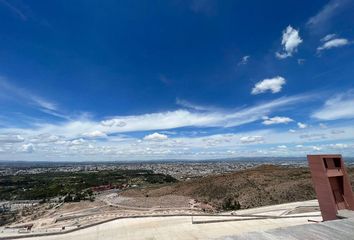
[122,165,354,210]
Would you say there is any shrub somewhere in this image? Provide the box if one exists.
[222,196,241,210]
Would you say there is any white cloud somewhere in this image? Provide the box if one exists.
[6,91,346,160]
[144,132,168,141]
[0,91,323,160]
[2,121,354,160]
[277,145,287,149]
[0,92,311,149]
[101,119,126,127]
[321,34,337,42]
[251,76,286,94]
[29,134,61,143]
[297,122,307,129]
[289,129,296,133]
[83,130,107,138]
[238,55,250,65]
[70,138,86,145]
[312,91,354,120]
[312,146,322,151]
[317,38,350,51]
[240,136,264,144]
[262,116,293,125]
[276,25,303,59]
[20,143,34,153]
[329,143,348,149]
[92,95,306,134]
[0,134,24,143]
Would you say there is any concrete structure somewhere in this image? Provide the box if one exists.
[307,154,354,221]
[0,200,322,240]
[221,218,354,240]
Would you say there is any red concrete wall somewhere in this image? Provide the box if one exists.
[307,154,354,221]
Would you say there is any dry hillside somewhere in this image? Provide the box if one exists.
[122,165,354,210]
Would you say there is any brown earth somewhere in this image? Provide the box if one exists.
[121,165,354,210]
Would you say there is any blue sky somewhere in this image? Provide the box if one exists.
[0,0,354,161]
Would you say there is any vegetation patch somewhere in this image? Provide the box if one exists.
[0,170,176,201]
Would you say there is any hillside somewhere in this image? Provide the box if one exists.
[121,165,354,210]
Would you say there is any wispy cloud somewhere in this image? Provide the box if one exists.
[238,55,250,65]
[321,34,337,42]
[99,101,283,133]
[317,37,350,52]
[0,0,27,21]
[276,25,303,59]
[0,94,311,142]
[312,91,354,120]
[158,74,173,85]
[0,78,68,119]
[31,96,57,111]
[176,98,218,112]
[307,0,351,33]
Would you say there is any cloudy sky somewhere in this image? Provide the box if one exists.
[0,0,354,161]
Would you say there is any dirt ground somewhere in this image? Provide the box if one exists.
[5,189,201,233]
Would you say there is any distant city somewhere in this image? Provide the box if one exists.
[2,157,353,179]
